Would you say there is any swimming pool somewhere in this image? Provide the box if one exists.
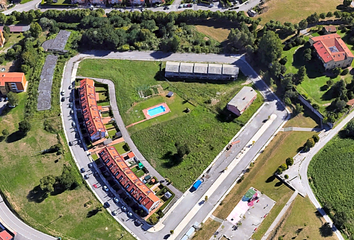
[147,105,166,117]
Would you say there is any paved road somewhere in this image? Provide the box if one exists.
[60,50,288,240]
[3,0,260,15]
[0,194,56,240]
[298,111,354,240]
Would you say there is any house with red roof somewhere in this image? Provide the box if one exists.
[98,146,160,213]
[0,230,13,240]
[309,33,354,70]
[79,79,108,142]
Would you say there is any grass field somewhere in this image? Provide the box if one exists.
[78,59,263,191]
[259,0,341,24]
[211,131,314,239]
[0,58,133,239]
[273,196,337,240]
[113,142,127,155]
[195,25,230,43]
[131,166,145,178]
[192,218,221,240]
[284,111,318,128]
[308,135,354,237]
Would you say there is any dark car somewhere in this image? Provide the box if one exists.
[163,6,169,10]
[134,219,142,226]
[104,202,110,208]
[103,185,109,192]
[88,163,93,168]
[80,168,85,173]
[113,197,119,204]
[61,97,65,102]
[84,174,89,179]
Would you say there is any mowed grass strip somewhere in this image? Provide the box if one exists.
[273,196,337,240]
[260,0,341,24]
[308,135,354,236]
[78,59,263,191]
[284,111,318,128]
[192,218,221,240]
[195,25,230,43]
[211,131,314,240]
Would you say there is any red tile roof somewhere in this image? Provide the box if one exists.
[0,73,26,87]
[79,79,106,139]
[311,34,354,63]
[127,152,135,159]
[0,230,12,240]
[324,26,337,33]
[99,147,160,211]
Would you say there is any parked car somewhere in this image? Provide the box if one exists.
[80,168,85,173]
[103,185,109,192]
[112,210,118,216]
[134,219,142,226]
[88,163,93,168]
[104,202,110,208]
[68,85,72,90]
[61,91,65,96]
[121,205,127,212]
[178,4,183,8]
[61,97,65,102]
[71,122,76,128]
[84,174,89,179]
[113,197,119,204]
[163,6,169,10]
[127,211,133,218]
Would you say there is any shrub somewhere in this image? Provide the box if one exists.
[284,174,289,179]
[312,134,320,143]
[286,157,294,166]
[280,163,288,171]
[276,167,283,174]
[341,68,349,75]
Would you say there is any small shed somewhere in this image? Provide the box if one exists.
[323,26,337,34]
[227,86,257,116]
[164,191,172,199]
[166,91,174,98]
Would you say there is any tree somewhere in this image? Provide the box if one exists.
[175,141,190,160]
[19,120,31,135]
[343,0,352,7]
[29,22,42,38]
[296,66,306,84]
[332,211,348,229]
[294,103,304,115]
[258,31,283,66]
[332,67,341,77]
[286,157,294,166]
[280,163,288,171]
[58,164,78,190]
[170,230,174,235]
[326,12,333,18]
[305,138,315,150]
[205,195,208,201]
[2,129,9,136]
[298,19,308,30]
[320,13,326,19]
[344,119,354,137]
[39,175,56,193]
[304,48,312,61]
[312,134,320,143]
[7,92,19,107]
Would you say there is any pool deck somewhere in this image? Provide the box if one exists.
[142,103,170,120]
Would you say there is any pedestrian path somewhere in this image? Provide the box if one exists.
[261,191,298,240]
[280,127,322,132]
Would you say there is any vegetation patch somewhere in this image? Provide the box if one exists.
[308,132,354,237]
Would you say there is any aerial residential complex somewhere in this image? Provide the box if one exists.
[99,146,160,213]
[0,73,27,95]
[79,78,108,142]
[310,33,354,70]
[165,61,239,80]
[227,86,257,116]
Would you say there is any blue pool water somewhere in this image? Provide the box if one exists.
[148,105,166,116]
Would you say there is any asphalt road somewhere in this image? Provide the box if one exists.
[60,50,288,240]
[299,111,354,240]
[0,194,56,240]
[3,0,260,15]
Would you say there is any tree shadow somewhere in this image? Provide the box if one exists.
[162,151,183,168]
[275,181,283,187]
[27,185,48,203]
[215,108,238,123]
[319,222,334,237]
[86,208,100,218]
[50,183,66,196]
[321,87,335,101]
[265,175,276,183]
[6,131,26,143]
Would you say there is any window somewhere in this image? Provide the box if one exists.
[119,176,123,181]
[109,163,113,168]
[126,184,130,189]
[114,172,119,176]
[105,158,110,164]
[130,188,134,193]
[138,197,142,201]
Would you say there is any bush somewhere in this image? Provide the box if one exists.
[286,157,294,166]
[284,174,289,179]
[147,213,159,225]
[341,68,349,75]
[312,134,320,143]
[276,167,283,174]
[280,163,288,171]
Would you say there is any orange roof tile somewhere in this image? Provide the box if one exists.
[79,79,106,139]
[0,73,25,87]
[99,147,160,211]
[0,230,12,240]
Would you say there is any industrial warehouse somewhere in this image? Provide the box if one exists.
[165,61,239,80]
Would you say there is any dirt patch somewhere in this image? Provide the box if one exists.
[211,98,219,106]
[241,79,253,85]
[195,25,230,43]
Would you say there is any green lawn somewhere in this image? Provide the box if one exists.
[284,110,318,128]
[2,33,24,49]
[78,59,263,191]
[308,135,354,237]
[212,131,314,239]
[91,154,99,160]
[113,142,127,155]
[108,129,116,138]
[101,112,110,118]
[274,196,337,240]
[98,92,107,102]
[131,166,145,178]
[0,60,133,240]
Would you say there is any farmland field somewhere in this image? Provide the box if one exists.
[78,59,263,191]
[308,135,354,237]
